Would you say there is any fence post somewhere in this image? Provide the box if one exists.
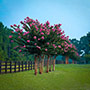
[22,61,23,71]
[31,61,32,70]
[28,61,30,70]
[18,61,20,72]
[5,61,7,73]
[0,61,1,74]
[14,61,16,72]
[32,61,35,69]
[10,61,12,73]
[25,61,27,71]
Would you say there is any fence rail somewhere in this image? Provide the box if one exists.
[0,61,34,74]
[0,60,62,74]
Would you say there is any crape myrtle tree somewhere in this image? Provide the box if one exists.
[70,51,80,64]
[63,43,78,64]
[9,17,65,75]
[57,35,79,64]
[42,23,66,73]
[51,31,67,71]
[9,17,79,75]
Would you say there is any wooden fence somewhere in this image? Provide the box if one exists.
[0,61,34,74]
[0,60,61,74]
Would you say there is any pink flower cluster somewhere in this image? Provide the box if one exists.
[36,46,41,49]
[10,17,79,58]
[9,35,12,38]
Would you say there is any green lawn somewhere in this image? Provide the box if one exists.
[0,64,90,90]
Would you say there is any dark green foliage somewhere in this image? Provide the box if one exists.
[84,54,90,63]
[70,32,90,63]
[0,22,32,61]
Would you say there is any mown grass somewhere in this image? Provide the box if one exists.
[0,64,90,90]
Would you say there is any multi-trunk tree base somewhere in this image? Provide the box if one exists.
[34,55,56,75]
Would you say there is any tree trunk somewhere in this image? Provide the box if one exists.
[65,56,69,64]
[46,55,50,73]
[41,55,45,73]
[34,55,38,75]
[53,56,56,71]
[39,61,42,74]
[75,61,77,64]
[72,60,74,64]
[49,56,52,72]
[86,60,88,64]
[39,55,42,74]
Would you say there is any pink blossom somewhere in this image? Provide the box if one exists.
[44,24,46,26]
[47,42,49,45]
[27,40,30,43]
[15,28,19,32]
[34,36,37,39]
[36,27,38,31]
[14,47,16,49]
[66,36,69,40]
[14,46,18,49]
[27,35,29,38]
[18,33,20,35]
[48,25,50,27]
[55,52,57,54]
[42,29,45,31]
[35,25,37,28]
[52,29,55,32]
[41,32,44,35]
[62,31,64,34]
[64,49,67,52]
[54,46,57,48]
[51,25,53,28]
[18,25,20,27]
[18,36,21,39]
[40,28,43,32]
[23,33,26,36]
[24,21,26,24]
[58,45,61,48]
[26,31,29,34]
[59,24,62,26]
[23,45,26,48]
[36,19,38,22]
[36,46,41,49]
[20,21,23,24]
[9,35,12,38]
[11,40,14,42]
[29,24,32,27]
[41,36,44,40]
[61,48,63,51]
[66,47,68,49]
[43,24,46,29]
[46,21,50,25]
[34,43,37,45]
[47,32,50,35]
[38,38,40,40]
[45,48,48,51]
[53,44,55,47]
[32,23,35,25]
[11,31,14,33]
[10,25,13,27]
[14,24,16,26]
[22,25,25,29]
[61,43,64,46]
[20,29,23,33]
[19,49,22,52]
